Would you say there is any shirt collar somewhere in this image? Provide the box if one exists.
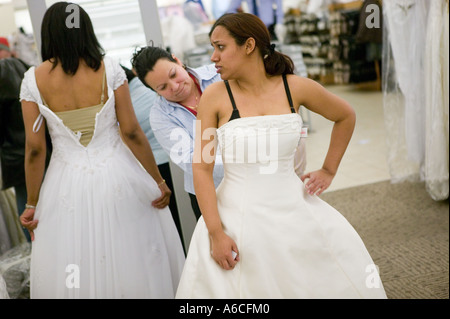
[186,64,217,85]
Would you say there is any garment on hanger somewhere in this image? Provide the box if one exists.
[424,0,449,200]
[183,0,209,26]
[227,0,284,27]
[0,273,9,299]
[384,0,429,165]
[212,0,232,19]
[0,186,27,255]
[12,29,39,66]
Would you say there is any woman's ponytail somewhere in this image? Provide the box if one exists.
[263,44,295,76]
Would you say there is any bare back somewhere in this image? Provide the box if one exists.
[35,59,108,112]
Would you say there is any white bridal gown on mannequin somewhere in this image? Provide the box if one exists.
[19,56,185,298]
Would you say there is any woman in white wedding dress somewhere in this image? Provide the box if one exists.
[175,13,387,298]
[19,2,184,298]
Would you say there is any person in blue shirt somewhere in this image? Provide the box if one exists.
[121,65,185,250]
[131,47,224,220]
[131,46,306,221]
[226,0,285,41]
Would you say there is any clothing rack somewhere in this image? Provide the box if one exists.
[328,0,382,90]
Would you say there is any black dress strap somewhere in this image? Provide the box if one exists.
[225,80,241,121]
[282,74,296,114]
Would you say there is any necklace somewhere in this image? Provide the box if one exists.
[185,90,199,111]
[182,75,202,112]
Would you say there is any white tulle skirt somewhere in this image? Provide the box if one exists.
[30,143,185,298]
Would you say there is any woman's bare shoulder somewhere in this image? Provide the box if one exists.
[200,81,229,106]
[197,81,228,117]
[285,73,318,87]
[34,60,54,75]
[285,74,328,104]
[203,80,227,96]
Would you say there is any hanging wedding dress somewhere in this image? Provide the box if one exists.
[383,0,448,200]
[0,182,27,255]
[0,273,9,299]
[383,0,427,163]
[424,0,449,201]
[384,0,429,166]
[381,7,419,182]
[0,172,29,299]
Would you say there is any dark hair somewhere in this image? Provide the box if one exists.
[41,2,104,75]
[121,65,135,82]
[209,13,294,76]
[131,46,177,91]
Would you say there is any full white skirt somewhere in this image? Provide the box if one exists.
[31,143,185,299]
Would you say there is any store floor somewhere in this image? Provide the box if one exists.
[303,84,391,193]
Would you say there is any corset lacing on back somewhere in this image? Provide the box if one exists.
[35,69,106,147]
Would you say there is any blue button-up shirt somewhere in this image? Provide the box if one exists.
[227,0,284,26]
[149,64,224,195]
[128,77,169,166]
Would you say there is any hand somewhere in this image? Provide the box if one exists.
[20,208,38,241]
[152,181,172,209]
[209,231,240,271]
[301,168,335,196]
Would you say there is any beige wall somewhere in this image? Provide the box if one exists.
[0,3,17,37]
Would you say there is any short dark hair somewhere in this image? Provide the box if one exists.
[130,46,177,91]
[209,13,294,76]
[41,1,104,75]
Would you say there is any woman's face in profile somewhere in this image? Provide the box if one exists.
[210,25,246,80]
[144,57,192,103]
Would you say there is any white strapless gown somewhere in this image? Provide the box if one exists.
[176,113,387,298]
[20,57,185,298]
